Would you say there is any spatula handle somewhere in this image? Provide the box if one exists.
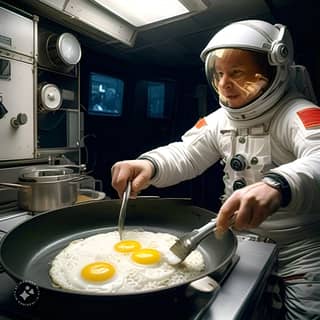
[188,218,217,248]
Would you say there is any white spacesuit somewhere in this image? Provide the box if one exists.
[140,20,320,319]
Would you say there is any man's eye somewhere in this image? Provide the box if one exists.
[215,72,223,79]
[232,70,243,77]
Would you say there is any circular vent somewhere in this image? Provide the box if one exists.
[46,32,82,66]
[38,83,62,112]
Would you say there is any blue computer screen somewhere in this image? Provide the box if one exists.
[88,72,124,116]
[147,81,165,118]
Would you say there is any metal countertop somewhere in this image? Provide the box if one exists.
[206,240,277,319]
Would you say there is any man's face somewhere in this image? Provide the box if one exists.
[211,49,269,108]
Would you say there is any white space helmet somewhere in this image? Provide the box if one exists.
[200,20,294,120]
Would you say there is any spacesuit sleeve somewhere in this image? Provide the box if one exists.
[269,102,320,213]
[139,113,221,188]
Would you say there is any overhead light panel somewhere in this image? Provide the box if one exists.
[36,0,206,46]
[39,0,137,46]
[92,0,202,27]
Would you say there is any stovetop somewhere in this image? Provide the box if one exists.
[0,211,278,320]
[0,255,239,320]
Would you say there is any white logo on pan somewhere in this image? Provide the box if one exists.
[14,280,40,307]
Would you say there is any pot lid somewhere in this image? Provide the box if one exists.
[19,166,76,182]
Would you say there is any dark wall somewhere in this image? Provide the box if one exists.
[80,48,223,212]
[8,0,319,213]
[79,2,320,212]
[267,0,320,101]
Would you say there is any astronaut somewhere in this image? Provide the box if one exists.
[111,20,320,319]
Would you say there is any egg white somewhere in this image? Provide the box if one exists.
[49,230,205,294]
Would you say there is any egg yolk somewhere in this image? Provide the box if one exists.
[81,262,115,282]
[131,248,161,265]
[114,240,141,253]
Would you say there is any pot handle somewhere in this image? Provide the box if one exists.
[68,175,90,184]
[55,164,86,173]
[0,182,30,190]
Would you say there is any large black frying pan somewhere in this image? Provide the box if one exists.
[0,198,237,318]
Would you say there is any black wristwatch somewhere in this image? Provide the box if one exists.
[262,173,291,207]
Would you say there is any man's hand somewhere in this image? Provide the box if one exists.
[111,160,154,198]
[216,181,282,235]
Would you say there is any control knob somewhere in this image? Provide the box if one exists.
[230,154,247,171]
[233,178,247,190]
[10,113,28,128]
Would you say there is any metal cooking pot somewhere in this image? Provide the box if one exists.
[0,198,237,318]
[0,165,81,212]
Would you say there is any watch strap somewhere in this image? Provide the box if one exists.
[263,172,292,207]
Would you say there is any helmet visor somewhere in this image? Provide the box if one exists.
[205,48,275,108]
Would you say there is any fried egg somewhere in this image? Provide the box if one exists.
[49,230,205,294]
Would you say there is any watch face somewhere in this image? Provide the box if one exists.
[263,177,281,189]
[263,174,291,207]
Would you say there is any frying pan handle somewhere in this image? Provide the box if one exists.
[189,276,220,293]
[186,276,221,319]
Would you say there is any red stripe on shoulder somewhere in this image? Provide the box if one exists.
[195,118,207,129]
[297,107,320,129]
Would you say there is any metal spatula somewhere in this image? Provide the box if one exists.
[169,218,218,265]
[118,181,131,240]
[169,215,235,265]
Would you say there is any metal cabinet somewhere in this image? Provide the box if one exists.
[0,6,36,161]
[0,5,82,165]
